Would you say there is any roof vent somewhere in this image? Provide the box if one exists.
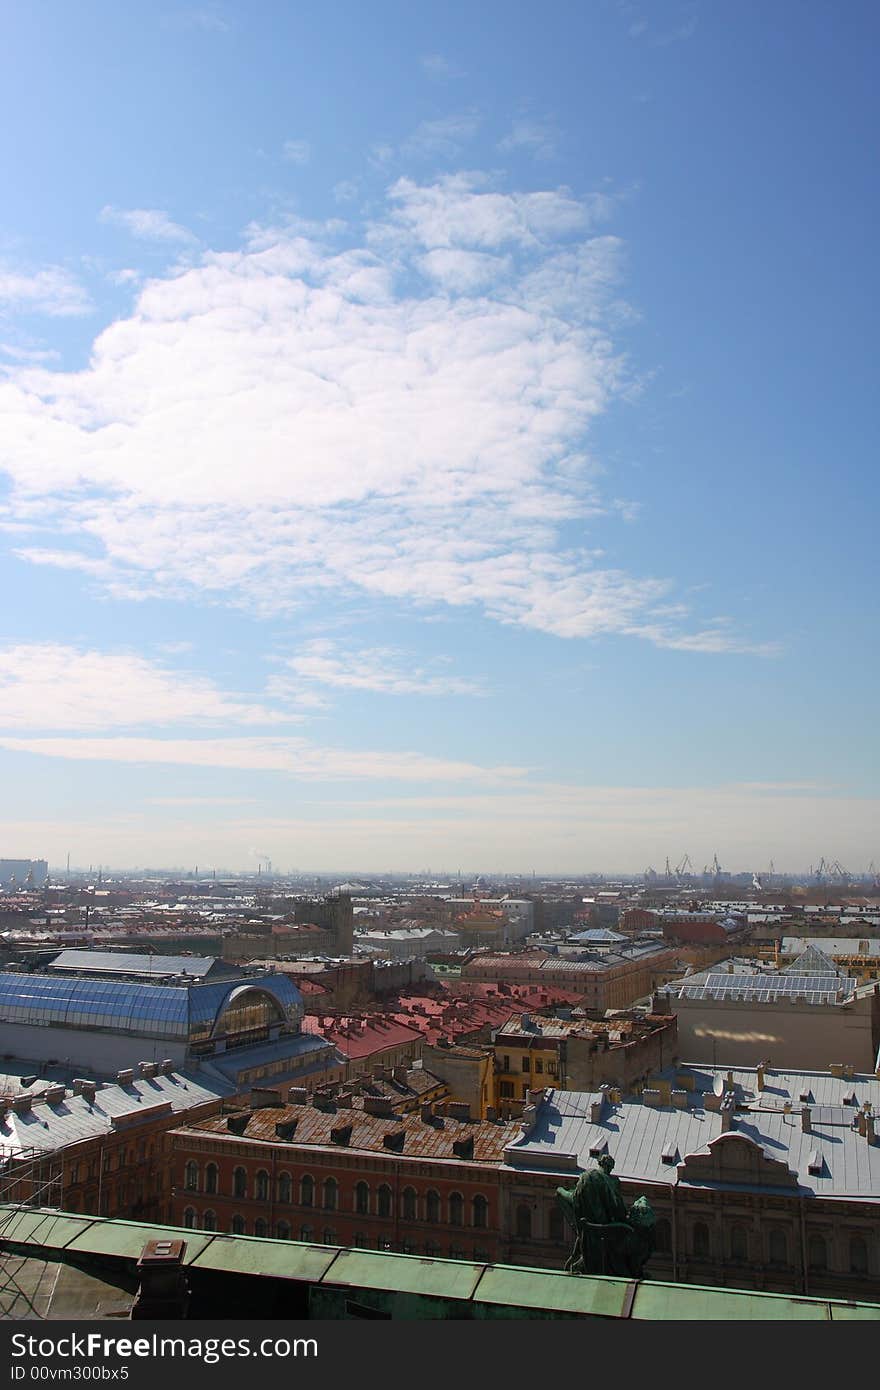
[226,1114,249,1135]
[330,1123,352,1146]
[589,1137,609,1157]
[452,1135,474,1160]
[274,1119,298,1140]
[382,1130,405,1152]
[807,1148,824,1175]
[661,1142,679,1165]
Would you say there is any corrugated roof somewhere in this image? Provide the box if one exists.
[48,950,226,979]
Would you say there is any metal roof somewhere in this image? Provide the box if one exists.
[669,972,856,1005]
[48,950,226,979]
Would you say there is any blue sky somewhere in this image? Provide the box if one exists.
[0,1,877,874]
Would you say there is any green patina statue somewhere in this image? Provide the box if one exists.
[556,1155,656,1278]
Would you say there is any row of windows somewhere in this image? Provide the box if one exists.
[183,1165,491,1226]
[654,1220,871,1274]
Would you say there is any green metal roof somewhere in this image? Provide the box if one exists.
[632,1282,830,1320]
[321,1248,484,1300]
[473,1265,632,1317]
[189,1234,340,1282]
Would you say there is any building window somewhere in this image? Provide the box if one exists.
[449,1192,463,1227]
[549,1207,565,1243]
[203,1210,216,1232]
[654,1218,671,1254]
[692,1222,709,1258]
[730,1226,748,1262]
[768,1229,787,1266]
[499,1082,514,1099]
[808,1235,828,1272]
[277,1172,292,1204]
[255,1170,269,1202]
[377,1184,392,1218]
[276,1221,290,1240]
[534,1058,543,1074]
[547,1061,557,1075]
[402,1187,417,1221]
[254,1219,268,1238]
[472,1195,488,1230]
[503,1055,511,1072]
[232,1167,247,1199]
[184,1162,198,1192]
[850,1236,869,1275]
[521,1056,530,1072]
[516,1204,532,1240]
[300,1174,314,1207]
[355,1181,369,1215]
[231,1215,245,1235]
[426,1190,440,1224]
[205,1164,218,1196]
[322,1229,335,1246]
[425,1241,441,1257]
[323,1178,338,1212]
[183,1207,196,1229]
[354,1232,368,1248]
[300,1226,313,1242]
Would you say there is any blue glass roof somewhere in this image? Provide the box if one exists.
[0,970,303,1042]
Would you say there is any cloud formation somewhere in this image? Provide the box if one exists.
[0,174,757,651]
[0,266,92,317]
[99,206,197,244]
[277,639,484,696]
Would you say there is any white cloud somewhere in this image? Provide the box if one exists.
[0,266,92,318]
[277,639,485,696]
[282,139,311,166]
[0,735,527,784]
[100,206,197,244]
[0,644,286,731]
[0,175,763,652]
[498,119,560,161]
[420,54,465,80]
[401,113,481,161]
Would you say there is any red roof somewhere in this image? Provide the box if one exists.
[302,1013,422,1061]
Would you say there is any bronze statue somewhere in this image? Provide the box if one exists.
[556,1155,655,1277]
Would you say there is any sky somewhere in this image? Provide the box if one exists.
[0,1,877,875]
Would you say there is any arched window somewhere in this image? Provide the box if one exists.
[730,1226,748,1262]
[654,1218,672,1254]
[850,1236,868,1275]
[322,1177,338,1212]
[184,1161,198,1192]
[515,1204,532,1240]
[231,1215,245,1235]
[808,1234,827,1271]
[300,1226,313,1242]
[323,1228,335,1245]
[232,1167,247,1199]
[255,1170,269,1202]
[205,1164,218,1196]
[300,1174,314,1207]
[183,1207,196,1229]
[254,1218,268,1238]
[426,1190,440,1224]
[472,1195,488,1230]
[692,1222,709,1258]
[449,1192,463,1227]
[277,1172,292,1204]
[276,1221,291,1240]
[202,1210,216,1232]
[402,1187,417,1220]
[355,1181,369,1215]
[549,1206,565,1243]
[769,1229,787,1266]
[377,1184,392,1218]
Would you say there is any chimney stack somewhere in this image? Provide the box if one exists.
[756,1063,765,1092]
[801,1107,812,1134]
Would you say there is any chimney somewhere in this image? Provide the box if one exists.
[756,1063,765,1092]
[79,1081,97,1103]
[671,1089,688,1109]
[336,1092,352,1109]
[829,1063,843,1078]
[44,1086,66,1106]
[116,1069,135,1086]
[363,1097,394,1117]
[288,1087,308,1105]
[720,1103,735,1132]
[486,1106,497,1122]
[447,1101,471,1122]
[589,1099,604,1124]
[801,1107,812,1133]
[392,1065,409,1085]
[12,1095,32,1114]
[139,1062,158,1079]
[160,1060,175,1075]
[420,1103,435,1124]
[866,1115,876,1145]
[641,1089,662,1107]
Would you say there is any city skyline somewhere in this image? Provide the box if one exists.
[1,3,878,871]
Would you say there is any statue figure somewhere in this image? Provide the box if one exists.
[556,1155,656,1278]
